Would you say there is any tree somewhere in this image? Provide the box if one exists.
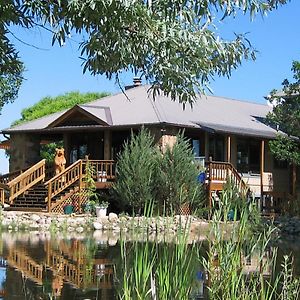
[1,0,289,110]
[267,61,300,165]
[0,7,24,112]
[12,90,110,126]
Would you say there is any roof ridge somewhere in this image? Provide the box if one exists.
[206,94,268,107]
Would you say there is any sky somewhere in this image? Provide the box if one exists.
[0,1,300,173]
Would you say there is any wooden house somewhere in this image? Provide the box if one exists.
[0,83,298,213]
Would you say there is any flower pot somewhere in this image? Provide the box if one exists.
[95,206,107,217]
[64,204,74,215]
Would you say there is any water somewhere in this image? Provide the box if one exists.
[0,231,297,300]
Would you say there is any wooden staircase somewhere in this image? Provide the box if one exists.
[0,159,116,213]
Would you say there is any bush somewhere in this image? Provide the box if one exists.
[114,130,205,216]
[113,128,159,214]
[156,134,205,214]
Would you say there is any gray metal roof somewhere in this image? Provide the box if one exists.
[2,85,279,138]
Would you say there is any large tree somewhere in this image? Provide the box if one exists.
[267,61,300,165]
[1,0,289,110]
[0,2,24,113]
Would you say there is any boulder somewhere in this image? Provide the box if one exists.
[108,213,118,223]
[93,222,103,230]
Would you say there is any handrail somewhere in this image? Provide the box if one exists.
[45,159,83,211]
[7,159,46,204]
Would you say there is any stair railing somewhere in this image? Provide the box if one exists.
[207,160,248,192]
[44,159,83,212]
[6,159,46,205]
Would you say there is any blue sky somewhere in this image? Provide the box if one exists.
[0,1,299,173]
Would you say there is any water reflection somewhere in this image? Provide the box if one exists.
[0,232,117,299]
[0,231,281,300]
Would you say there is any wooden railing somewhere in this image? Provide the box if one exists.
[7,160,46,204]
[0,168,26,185]
[44,160,83,212]
[83,160,115,182]
[7,248,43,285]
[207,160,248,193]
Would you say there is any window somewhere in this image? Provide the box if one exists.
[209,135,225,161]
[237,139,260,173]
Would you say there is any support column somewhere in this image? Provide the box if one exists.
[104,130,112,160]
[63,133,71,165]
[204,132,209,160]
[260,140,265,200]
[226,135,231,163]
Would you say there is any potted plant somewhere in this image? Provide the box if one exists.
[95,201,109,218]
[64,203,74,214]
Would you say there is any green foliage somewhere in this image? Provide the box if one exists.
[113,130,205,215]
[40,141,63,163]
[12,91,109,126]
[156,134,205,214]
[267,61,300,165]
[1,1,288,106]
[204,187,299,300]
[113,128,159,214]
[0,25,23,112]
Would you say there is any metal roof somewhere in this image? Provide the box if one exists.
[2,85,279,138]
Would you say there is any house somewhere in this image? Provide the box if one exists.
[0,83,298,212]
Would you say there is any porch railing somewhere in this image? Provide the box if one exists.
[83,160,115,182]
[207,160,248,192]
[6,159,46,204]
[0,168,27,185]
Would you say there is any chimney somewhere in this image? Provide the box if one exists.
[125,77,142,90]
[133,77,142,86]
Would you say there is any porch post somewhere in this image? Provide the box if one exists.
[204,132,209,160]
[226,135,231,163]
[260,140,265,200]
[104,130,112,160]
[63,133,71,165]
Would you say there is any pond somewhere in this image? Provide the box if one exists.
[0,231,298,300]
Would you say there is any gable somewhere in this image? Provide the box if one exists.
[47,105,110,128]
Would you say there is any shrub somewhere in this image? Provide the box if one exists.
[156,134,205,215]
[113,128,159,214]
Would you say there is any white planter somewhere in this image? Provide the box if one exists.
[97,171,107,182]
[95,206,107,217]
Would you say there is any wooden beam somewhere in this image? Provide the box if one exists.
[226,135,231,163]
[204,132,209,160]
[104,130,112,160]
[260,140,265,200]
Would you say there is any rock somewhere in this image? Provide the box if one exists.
[31,214,41,222]
[76,226,84,233]
[98,216,109,225]
[93,222,103,230]
[108,213,118,223]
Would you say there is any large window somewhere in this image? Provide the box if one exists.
[237,139,260,173]
[208,135,225,161]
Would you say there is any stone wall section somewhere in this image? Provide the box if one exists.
[9,133,41,172]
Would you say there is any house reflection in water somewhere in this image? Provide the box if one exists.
[1,233,116,299]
